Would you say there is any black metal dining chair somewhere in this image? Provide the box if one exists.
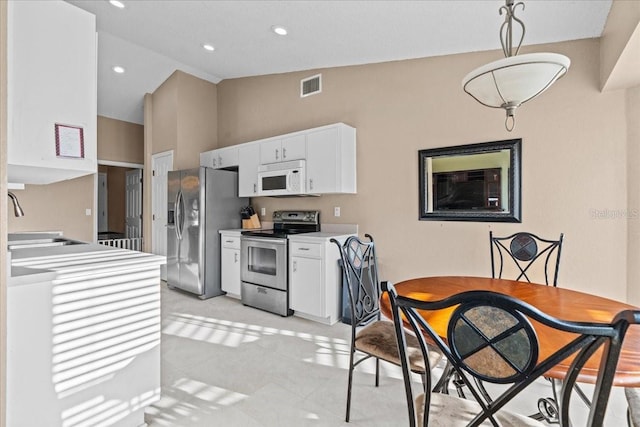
[490,231,564,286]
[488,231,568,421]
[331,234,442,422]
[627,388,640,426]
[383,280,639,427]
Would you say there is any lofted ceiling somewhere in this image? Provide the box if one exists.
[66,0,613,125]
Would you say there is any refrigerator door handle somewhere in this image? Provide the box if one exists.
[175,190,183,240]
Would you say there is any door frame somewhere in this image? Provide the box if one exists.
[125,168,143,238]
[96,160,143,240]
[151,150,173,279]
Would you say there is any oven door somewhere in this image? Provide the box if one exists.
[241,237,288,291]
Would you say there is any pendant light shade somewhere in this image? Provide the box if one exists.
[462,1,570,131]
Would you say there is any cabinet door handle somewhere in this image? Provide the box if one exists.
[225,240,234,244]
[234,253,238,263]
[293,260,297,272]
[309,179,313,191]
[253,183,257,193]
[218,155,223,166]
[299,247,310,251]
[212,158,217,167]
[282,147,287,159]
[275,148,279,160]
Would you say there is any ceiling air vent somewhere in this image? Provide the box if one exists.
[300,74,322,98]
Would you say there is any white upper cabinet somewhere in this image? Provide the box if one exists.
[7,0,97,185]
[259,134,306,165]
[306,124,356,194]
[238,143,260,197]
[200,123,356,197]
[201,146,239,169]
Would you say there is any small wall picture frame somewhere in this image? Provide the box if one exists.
[55,123,85,158]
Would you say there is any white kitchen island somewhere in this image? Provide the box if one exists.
[8,236,165,427]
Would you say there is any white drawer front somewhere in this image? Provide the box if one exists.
[222,236,240,249]
[290,241,321,258]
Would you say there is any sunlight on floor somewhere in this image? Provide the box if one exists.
[147,289,631,427]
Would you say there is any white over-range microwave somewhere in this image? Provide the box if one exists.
[257,160,306,196]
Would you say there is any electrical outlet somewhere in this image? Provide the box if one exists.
[85,209,91,216]
[261,207,266,216]
[334,207,341,217]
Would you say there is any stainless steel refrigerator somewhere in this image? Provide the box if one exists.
[167,167,247,299]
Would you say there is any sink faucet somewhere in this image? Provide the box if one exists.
[8,192,24,217]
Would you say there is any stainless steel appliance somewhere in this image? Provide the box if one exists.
[241,210,320,316]
[167,167,248,299]
[257,160,306,196]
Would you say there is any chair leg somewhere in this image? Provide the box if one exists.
[432,361,455,394]
[345,348,356,422]
[529,377,560,424]
[375,357,380,387]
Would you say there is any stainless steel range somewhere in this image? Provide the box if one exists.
[240,210,320,316]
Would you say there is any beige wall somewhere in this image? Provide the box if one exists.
[177,71,218,166]
[600,0,640,90]
[151,72,178,156]
[217,38,631,301]
[627,85,640,305]
[7,174,95,241]
[151,70,217,169]
[97,116,144,164]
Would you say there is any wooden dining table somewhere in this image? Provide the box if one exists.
[379,276,640,387]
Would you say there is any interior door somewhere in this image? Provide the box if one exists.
[125,169,142,238]
[98,173,108,233]
[152,150,173,280]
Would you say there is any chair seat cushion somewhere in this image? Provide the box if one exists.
[626,387,640,427]
[416,392,545,426]
[355,320,442,373]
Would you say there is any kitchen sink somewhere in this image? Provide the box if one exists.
[8,237,86,250]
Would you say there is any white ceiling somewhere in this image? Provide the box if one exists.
[66,0,613,125]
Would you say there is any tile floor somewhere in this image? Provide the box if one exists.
[144,284,629,426]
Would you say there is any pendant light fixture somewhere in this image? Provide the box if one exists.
[462,0,570,131]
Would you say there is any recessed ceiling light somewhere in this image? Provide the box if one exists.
[109,0,125,9]
[203,44,215,52]
[112,66,125,74]
[271,26,288,36]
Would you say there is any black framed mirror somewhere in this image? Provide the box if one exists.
[419,139,521,222]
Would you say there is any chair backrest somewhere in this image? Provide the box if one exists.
[490,231,564,286]
[383,281,638,427]
[331,234,381,328]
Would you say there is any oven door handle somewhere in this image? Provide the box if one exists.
[242,237,287,246]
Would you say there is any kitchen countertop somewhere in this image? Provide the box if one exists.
[219,229,247,234]
[9,234,165,287]
[220,223,358,239]
[287,231,354,241]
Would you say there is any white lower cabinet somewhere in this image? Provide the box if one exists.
[291,251,324,317]
[220,232,242,298]
[288,234,351,325]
